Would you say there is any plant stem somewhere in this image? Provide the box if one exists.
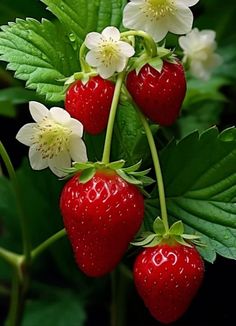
[102,71,126,164]
[137,112,169,232]
[111,266,130,326]
[5,269,22,326]
[121,30,157,58]
[0,247,21,268]
[31,229,66,261]
[0,141,31,263]
[79,42,91,73]
[122,90,169,232]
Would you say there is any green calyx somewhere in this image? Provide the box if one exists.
[132,217,203,248]
[129,45,177,75]
[63,160,155,194]
[63,70,98,86]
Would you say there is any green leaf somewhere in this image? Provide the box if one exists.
[22,287,86,326]
[169,221,184,235]
[0,87,41,104]
[153,217,165,235]
[131,233,158,247]
[0,18,80,102]
[148,57,163,72]
[112,102,156,167]
[41,0,127,41]
[219,127,236,142]
[107,160,125,170]
[145,127,236,262]
[116,169,142,185]
[79,167,96,184]
[183,77,228,108]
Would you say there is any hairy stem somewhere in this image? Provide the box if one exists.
[102,71,126,164]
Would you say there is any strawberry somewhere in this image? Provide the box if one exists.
[60,169,144,277]
[126,61,186,126]
[65,76,115,135]
[133,242,204,324]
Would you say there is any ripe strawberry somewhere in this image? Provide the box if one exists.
[134,242,204,324]
[126,61,186,126]
[60,169,144,277]
[65,76,115,135]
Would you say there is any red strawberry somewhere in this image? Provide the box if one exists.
[65,76,115,135]
[60,169,144,277]
[126,61,186,126]
[134,242,204,324]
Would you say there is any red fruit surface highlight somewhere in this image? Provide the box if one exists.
[65,76,115,135]
[134,243,204,324]
[60,170,144,277]
[126,61,186,126]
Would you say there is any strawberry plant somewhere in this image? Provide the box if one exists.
[0,0,236,325]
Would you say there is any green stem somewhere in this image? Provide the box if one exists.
[111,266,130,326]
[121,30,157,58]
[0,141,31,263]
[137,112,169,232]
[0,247,21,268]
[79,42,91,73]
[5,269,22,326]
[102,71,126,164]
[123,90,169,232]
[31,229,66,261]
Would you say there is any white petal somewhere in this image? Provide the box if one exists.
[86,50,101,67]
[102,26,120,41]
[48,151,71,177]
[148,20,169,42]
[201,30,216,43]
[69,136,88,162]
[85,32,103,50]
[123,2,147,30]
[118,41,135,57]
[49,107,71,124]
[67,118,84,138]
[29,101,49,123]
[29,145,48,170]
[16,123,36,146]
[177,0,199,7]
[114,56,127,73]
[167,6,193,35]
[97,65,115,79]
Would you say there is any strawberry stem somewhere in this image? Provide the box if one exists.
[31,228,66,261]
[79,42,92,73]
[6,269,22,326]
[121,30,157,58]
[102,71,126,164]
[123,90,170,233]
[0,141,31,263]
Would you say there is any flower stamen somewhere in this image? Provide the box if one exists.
[144,0,176,21]
[32,118,72,159]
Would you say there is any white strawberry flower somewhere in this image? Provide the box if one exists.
[123,0,199,42]
[85,26,135,79]
[179,28,222,80]
[16,101,87,177]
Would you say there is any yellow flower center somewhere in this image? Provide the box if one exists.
[144,0,176,20]
[32,118,71,159]
[98,41,120,67]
